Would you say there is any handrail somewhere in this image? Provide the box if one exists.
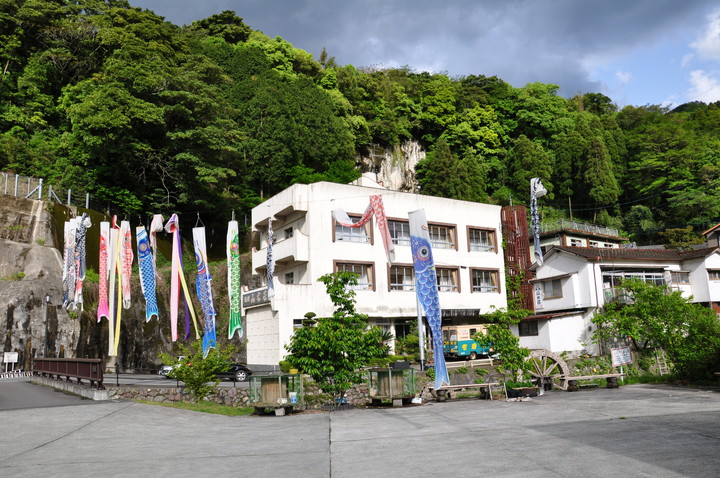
[33,358,104,390]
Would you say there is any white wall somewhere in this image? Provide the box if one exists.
[246,182,508,366]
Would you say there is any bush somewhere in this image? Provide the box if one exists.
[160,342,237,401]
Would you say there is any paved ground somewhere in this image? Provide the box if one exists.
[1,379,719,477]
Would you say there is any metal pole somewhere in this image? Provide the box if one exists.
[416,296,426,371]
[67,189,71,206]
[38,178,43,200]
[14,174,19,196]
[44,295,50,357]
[4,173,7,194]
[85,192,89,209]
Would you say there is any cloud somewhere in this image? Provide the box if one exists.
[690,10,720,60]
[616,71,631,85]
[687,69,720,102]
[128,0,715,104]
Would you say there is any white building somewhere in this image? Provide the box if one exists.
[243,180,508,368]
[523,245,720,356]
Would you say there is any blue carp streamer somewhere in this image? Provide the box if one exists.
[193,227,217,357]
[136,226,159,321]
[409,210,450,389]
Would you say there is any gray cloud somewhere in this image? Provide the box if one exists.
[129,0,716,101]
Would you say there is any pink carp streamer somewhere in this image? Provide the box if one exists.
[332,194,395,263]
[97,221,110,322]
[119,220,134,309]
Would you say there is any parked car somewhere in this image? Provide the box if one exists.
[159,356,185,377]
[216,363,252,382]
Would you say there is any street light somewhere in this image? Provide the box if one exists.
[44,294,50,357]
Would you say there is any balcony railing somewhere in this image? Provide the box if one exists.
[538,220,619,238]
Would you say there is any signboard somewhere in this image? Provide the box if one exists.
[611,347,633,367]
[534,284,544,310]
[3,352,18,363]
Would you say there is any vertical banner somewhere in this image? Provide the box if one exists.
[530,178,547,265]
[119,220,133,309]
[227,220,243,339]
[409,209,450,389]
[136,225,159,322]
[107,218,120,356]
[149,214,164,279]
[73,213,91,311]
[62,218,77,309]
[266,218,275,298]
[97,221,110,322]
[164,214,199,341]
[193,226,217,357]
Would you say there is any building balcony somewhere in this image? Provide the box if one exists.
[252,231,309,271]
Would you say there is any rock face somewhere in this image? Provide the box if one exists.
[0,196,78,371]
[356,141,425,192]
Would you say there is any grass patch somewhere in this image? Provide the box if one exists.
[137,400,255,416]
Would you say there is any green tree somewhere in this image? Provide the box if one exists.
[592,279,720,380]
[160,341,238,401]
[285,272,389,402]
[473,307,531,379]
[658,226,705,251]
[189,10,252,44]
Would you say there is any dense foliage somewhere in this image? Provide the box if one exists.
[284,272,389,401]
[592,280,720,381]
[2,1,720,243]
[160,341,237,400]
[473,307,531,379]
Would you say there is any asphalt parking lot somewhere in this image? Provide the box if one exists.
[1,380,719,477]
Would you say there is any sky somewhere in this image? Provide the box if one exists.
[127,0,720,108]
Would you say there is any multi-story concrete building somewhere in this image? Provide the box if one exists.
[242,179,508,368]
[523,245,720,356]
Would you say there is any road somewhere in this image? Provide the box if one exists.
[101,373,250,389]
[1,379,720,477]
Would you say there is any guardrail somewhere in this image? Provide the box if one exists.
[33,358,105,390]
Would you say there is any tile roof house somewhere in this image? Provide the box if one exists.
[522,245,720,356]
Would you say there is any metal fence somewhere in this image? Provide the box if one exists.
[1,171,93,209]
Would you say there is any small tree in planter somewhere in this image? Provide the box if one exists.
[285,272,389,405]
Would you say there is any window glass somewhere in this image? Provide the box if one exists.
[336,262,373,290]
[472,269,499,293]
[469,228,496,252]
[389,220,411,246]
[389,265,415,290]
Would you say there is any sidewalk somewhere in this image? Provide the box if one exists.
[1,382,719,477]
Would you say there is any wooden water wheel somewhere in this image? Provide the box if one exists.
[523,349,571,391]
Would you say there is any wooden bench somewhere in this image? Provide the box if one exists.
[566,373,624,391]
[426,382,505,402]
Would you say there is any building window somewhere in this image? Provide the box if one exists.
[429,223,457,249]
[570,238,583,247]
[671,271,690,284]
[389,265,415,291]
[334,215,371,243]
[471,269,500,293]
[604,243,614,248]
[709,270,720,281]
[284,227,293,239]
[540,279,563,299]
[468,228,496,252]
[589,241,599,248]
[436,267,459,292]
[335,261,375,290]
[519,321,539,336]
[284,272,294,284]
[388,220,411,246]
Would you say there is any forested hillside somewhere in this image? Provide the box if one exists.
[2,0,719,245]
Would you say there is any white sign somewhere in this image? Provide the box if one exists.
[534,284,544,309]
[3,352,18,363]
[611,347,633,367]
